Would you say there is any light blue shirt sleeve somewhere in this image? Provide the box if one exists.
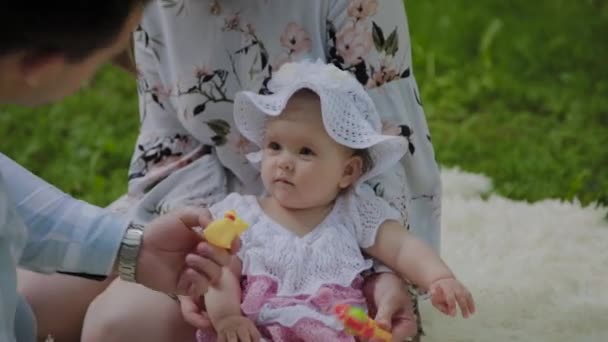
[0,153,128,276]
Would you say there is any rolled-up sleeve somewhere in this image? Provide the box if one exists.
[0,154,127,276]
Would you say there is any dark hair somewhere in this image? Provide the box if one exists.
[0,1,148,61]
[353,149,374,174]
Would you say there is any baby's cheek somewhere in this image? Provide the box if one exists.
[304,173,325,191]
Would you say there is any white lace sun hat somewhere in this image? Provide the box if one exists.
[234,60,408,186]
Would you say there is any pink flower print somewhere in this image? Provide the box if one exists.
[227,132,256,156]
[379,55,398,76]
[222,12,241,31]
[347,0,379,20]
[194,65,213,79]
[280,22,312,55]
[382,121,402,136]
[367,56,399,88]
[151,83,171,101]
[336,21,373,65]
[370,68,398,87]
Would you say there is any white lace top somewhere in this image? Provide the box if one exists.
[209,187,401,297]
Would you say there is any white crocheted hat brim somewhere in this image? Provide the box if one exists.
[233,61,408,185]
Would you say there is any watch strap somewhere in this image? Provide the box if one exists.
[117,222,144,283]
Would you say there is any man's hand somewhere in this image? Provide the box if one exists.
[135,207,239,297]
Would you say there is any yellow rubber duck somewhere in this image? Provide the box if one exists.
[202,210,249,249]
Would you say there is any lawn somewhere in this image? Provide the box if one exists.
[1,0,606,209]
[409,0,607,207]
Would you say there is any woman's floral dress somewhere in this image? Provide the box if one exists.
[112,1,441,337]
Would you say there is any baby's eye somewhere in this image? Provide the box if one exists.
[267,141,281,151]
[299,147,315,156]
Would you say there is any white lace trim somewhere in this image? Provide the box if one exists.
[210,191,400,297]
[256,303,342,329]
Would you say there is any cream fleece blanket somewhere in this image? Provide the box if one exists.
[420,168,608,342]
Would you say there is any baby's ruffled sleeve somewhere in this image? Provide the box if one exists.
[345,186,402,249]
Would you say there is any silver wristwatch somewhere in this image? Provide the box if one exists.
[117,223,144,283]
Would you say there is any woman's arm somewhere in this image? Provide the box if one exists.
[126,23,205,198]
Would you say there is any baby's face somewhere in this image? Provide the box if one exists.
[260,93,358,209]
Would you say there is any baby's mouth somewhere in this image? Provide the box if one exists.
[274,177,294,186]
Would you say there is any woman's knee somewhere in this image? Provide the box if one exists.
[81,280,138,341]
[18,269,109,305]
[82,279,195,342]
[18,269,111,340]
[81,298,127,341]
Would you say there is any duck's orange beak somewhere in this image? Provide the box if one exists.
[225,212,236,221]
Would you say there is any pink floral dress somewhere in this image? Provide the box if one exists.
[114,0,441,255]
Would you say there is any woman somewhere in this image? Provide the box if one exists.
[21,1,441,341]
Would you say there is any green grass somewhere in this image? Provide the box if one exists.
[1,0,606,209]
[0,68,139,206]
[408,0,608,206]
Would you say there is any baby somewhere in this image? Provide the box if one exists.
[197,61,475,341]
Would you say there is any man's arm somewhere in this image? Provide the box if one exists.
[0,153,127,278]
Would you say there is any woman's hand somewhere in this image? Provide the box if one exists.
[363,272,418,340]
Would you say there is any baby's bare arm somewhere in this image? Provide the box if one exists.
[204,257,244,324]
[365,220,454,291]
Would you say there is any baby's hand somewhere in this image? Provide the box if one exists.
[429,277,476,318]
[215,315,262,342]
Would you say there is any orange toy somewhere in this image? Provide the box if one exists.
[334,304,392,342]
[201,210,249,249]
